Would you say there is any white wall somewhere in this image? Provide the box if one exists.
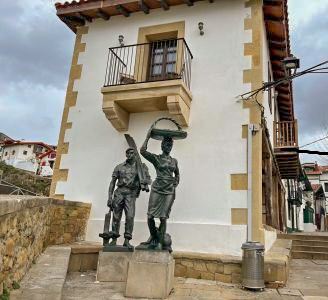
[56,0,253,255]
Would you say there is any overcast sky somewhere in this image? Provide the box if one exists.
[0,0,327,162]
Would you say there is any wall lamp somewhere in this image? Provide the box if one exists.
[118,35,124,46]
[198,22,204,36]
[283,54,300,75]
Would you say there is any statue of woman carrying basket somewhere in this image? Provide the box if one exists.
[140,117,187,251]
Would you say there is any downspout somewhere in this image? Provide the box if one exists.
[247,124,260,242]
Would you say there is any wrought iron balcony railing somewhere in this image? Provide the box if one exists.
[104,38,193,89]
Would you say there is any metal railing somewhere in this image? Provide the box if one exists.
[104,38,193,89]
[273,120,298,148]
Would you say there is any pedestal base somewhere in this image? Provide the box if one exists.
[125,250,175,299]
[96,251,132,282]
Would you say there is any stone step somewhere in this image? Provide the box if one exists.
[292,250,328,260]
[293,245,328,253]
[10,246,71,300]
[278,233,328,242]
[292,239,328,247]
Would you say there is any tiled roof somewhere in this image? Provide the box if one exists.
[2,140,53,150]
[304,163,328,175]
[55,0,98,9]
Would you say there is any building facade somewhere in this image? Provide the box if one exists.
[52,0,296,255]
[1,141,55,175]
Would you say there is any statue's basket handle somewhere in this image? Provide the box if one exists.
[150,117,182,131]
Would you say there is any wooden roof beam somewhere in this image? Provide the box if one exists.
[139,0,150,14]
[158,0,169,10]
[184,0,194,6]
[78,13,92,23]
[62,15,85,26]
[116,5,130,17]
[263,5,284,21]
[96,9,110,20]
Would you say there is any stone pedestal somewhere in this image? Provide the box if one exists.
[96,251,132,282]
[125,250,175,299]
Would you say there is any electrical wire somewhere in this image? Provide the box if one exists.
[237,60,328,101]
[300,135,328,148]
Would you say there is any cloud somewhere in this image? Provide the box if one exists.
[0,0,73,144]
[288,1,328,163]
[0,0,74,90]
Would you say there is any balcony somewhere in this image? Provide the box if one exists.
[273,120,299,179]
[101,38,193,131]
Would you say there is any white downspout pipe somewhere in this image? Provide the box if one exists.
[247,124,260,242]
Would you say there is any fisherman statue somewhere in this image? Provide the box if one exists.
[99,136,151,250]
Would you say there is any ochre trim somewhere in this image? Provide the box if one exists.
[50,26,89,198]
[230,0,264,244]
[231,208,248,225]
[231,174,248,190]
[137,21,185,44]
[243,0,264,243]
[242,124,248,139]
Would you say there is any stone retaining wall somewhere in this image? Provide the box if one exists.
[174,252,241,283]
[67,239,292,288]
[0,196,91,292]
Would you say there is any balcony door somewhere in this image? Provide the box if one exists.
[148,39,179,81]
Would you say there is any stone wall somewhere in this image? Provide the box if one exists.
[66,239,292,288]
[174,238,292,288]
[174,252,241,284]
[0,196,91,292]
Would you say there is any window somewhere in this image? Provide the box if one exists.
[28,144,32,148]
[23,150,27,155]
[325,182,328,192]
[4,151,7,156]
[12,150,15,155]
[149,40,177,81]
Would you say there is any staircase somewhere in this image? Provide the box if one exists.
[278,233,328,260]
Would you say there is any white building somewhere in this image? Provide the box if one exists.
[1,141,55,175]
[52,0,297,255]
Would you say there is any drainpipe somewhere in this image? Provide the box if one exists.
[247,124,260,242]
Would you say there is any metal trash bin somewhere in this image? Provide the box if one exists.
[241,242,265,290]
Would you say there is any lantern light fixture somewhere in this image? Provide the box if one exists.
[118,35,124,46]
[198,22,204,36]
[283,54,300,75]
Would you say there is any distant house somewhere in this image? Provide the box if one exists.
[303,163,328,231]
[0,140,56,176]
[38,150,57,176]
[0,132,13,158]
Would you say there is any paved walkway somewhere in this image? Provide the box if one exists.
[62,259,328,299]
[62,271,290,300]
[284,259,328,299]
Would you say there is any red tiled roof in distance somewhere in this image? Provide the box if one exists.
[38,149,56,159]
[2,140,53,151]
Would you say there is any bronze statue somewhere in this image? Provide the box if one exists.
[100,140,151,250]
[140,117,187,251]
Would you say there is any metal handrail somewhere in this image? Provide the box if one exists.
[104,38,193,89]
[108,38,194,59]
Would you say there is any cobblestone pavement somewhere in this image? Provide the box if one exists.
[62,271,292,300]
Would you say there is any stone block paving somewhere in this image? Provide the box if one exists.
[285,259,328,299]
[62,271,296,300]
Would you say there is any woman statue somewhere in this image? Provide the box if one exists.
[140,128,180,251]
